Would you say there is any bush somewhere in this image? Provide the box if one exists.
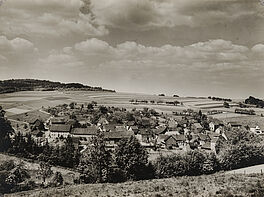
[219,144,264,170]
[153,150,219,178]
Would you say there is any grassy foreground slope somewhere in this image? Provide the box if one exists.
[6,173,264,197]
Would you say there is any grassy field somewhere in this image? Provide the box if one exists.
[5,173,264,197]
[0,91,246,114]
[219,115,264,130]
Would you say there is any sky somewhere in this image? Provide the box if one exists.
[0,0,264,98]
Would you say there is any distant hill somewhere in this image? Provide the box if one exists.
[0,79,115,94]
[245,96,264,108]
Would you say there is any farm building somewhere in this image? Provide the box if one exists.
[192,123,203,133]
[70,126,98,140]
[228,122,242,129]
[209,120,224,132]
[104,131,133,148]
[49,124,71,138]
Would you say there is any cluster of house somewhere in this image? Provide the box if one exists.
[24,104,263,153]
[43,116,225,152]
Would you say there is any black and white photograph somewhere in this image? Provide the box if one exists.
[0,0,264,196]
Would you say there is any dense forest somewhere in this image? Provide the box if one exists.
[0,79,115,94]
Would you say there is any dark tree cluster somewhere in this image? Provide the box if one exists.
[78,132,154,184]
[208,96,232,102]
[0,79,115,94]
[153,150,219,178]
[7,133,80,169]
[245,96,264,108]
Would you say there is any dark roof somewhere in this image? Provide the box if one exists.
[198,133,209,141]
[50,117,65,124]
[164,134,185,142]
[104,125,116,132]
[201,142,211,150]
[98,117,109,124]
[104,131,133,140]
[207,131,220,139]
[31,130,44,136]
[228,122,242,127]
[140,129,153,135]
[127,121,135,126]
[71,126,98,135]
[130,126,139,130]
[153,127,168,135]
[174,134,186,141]
[50,124,71,132]
[193,123,203,129]
[178,119,188,125]
[210,120,224,126]
[28,118,42,124]
[158,134,169,141]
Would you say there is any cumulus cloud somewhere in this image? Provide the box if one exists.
[252,44,264,53]
[39,38,253,72]
[88,0,262,30]
[0,36,37,57]
[0,0,108,38]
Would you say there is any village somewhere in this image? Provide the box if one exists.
[7,100,264,159]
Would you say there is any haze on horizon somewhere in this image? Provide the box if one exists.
[0,0,264,98]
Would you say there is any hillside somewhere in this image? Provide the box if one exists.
[6,173,264,197]
[0,79,115,94]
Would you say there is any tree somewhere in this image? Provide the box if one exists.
[0,107,13,152]
[50,172,63,187]
[79,131,111,183]
[115,136,149,181]
[223,102,230,108]
[38,162,53,184]
[69,102,75,109]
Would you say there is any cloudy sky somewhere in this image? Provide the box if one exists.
[0,0,264,98]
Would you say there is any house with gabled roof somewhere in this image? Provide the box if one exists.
[192,123,203,134]
[201,142,212,151]
[49,124,71,138]
[50,117,65,125]
[71,126,98,140]
[168,119,178,130]
[164,134,186,149]
[128,125,139,134]
[228,122,242,129]
[198,133,210,146]
[209,120,224,132]
[139,129,154,143]
[97,117,109,126]
[153,126,168,135]
[104,131,133,148]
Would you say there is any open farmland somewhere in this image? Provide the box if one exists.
[6,173,264,197]
[0,91,243,115]
[219,115,264,130]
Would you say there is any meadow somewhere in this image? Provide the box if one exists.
[5,172,264,197]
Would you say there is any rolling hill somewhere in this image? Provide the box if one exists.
[0,79,115,94]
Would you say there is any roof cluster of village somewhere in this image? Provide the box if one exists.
[15,101,262,154]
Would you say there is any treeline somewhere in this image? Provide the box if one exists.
[235,108,255,115]
[208,96,232,102]
[7,133,80,169]
[0,79,115,94]
[245,96,264,108]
